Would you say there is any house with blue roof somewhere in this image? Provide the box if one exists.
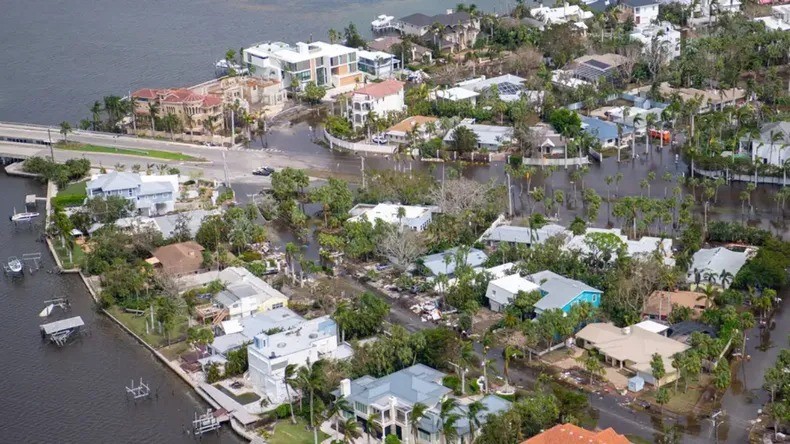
[419,247,488,277]
[86,171,178,216]
[580,116,633,148]
[334,364,511,443]
[528,270,603,315]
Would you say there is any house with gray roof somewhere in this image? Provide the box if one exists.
[334,364,511,443]
[398,11,480,52]
[86,171,178,216]
[481,224,569,246]
[528,270,602,315]
[443,119,513,151]
[419,247,488,277]
[581,115,634,148]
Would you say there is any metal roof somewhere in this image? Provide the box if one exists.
[40,316,84,334]
[343,364,450,409]
[484,224,568,245]
[87,172,142,192]
[529,270,601,312]
[687,247,748,288]
[421,247,488,276]
[487,274,541,307]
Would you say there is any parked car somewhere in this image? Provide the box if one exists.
[252,166,275,176]
[371,134,388,144]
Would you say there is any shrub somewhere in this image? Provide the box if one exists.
[272,403,292,419]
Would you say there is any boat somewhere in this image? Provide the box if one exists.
[10,211,40,222]
[39,304,55,317]
[214,59,248,77]
[7,257,23,274]
[371,14,397,31]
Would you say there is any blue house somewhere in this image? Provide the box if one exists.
[580,116,633,149]
[528,270,602,315]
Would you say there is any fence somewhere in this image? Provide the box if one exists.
[693,166,788,186]
[323,129,397,155]
[126,129,230,146]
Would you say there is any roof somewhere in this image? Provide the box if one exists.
[152,209,221,239]
[347,203,433,225]
[139,181,175,196]
[668,320,718,343]
[357,49,395,62]
[153,241,204,275]
[443,120,513,148]
[213,307,305,353]
[634,319,669,335]
[250,316,338,359]
[754,121,790,144]
[581,116,633,142]
[433,87,480,101]
[483,224,569,245]
[687,247,748,287]
[621,0,659,7]
[40,316,85,335]
[529,270,601,312]
[399,11,473,28]
[457,74,527,96]
[386,116,438,135]
[576,323,689,373]
[453,395,512,436]
[343,364,450,409]
[368,36,402,52]
[523,423,630,444]
[214,267,289,308]
[352,79,404,99]
[643,290,706,317]
[421,247,488,276]
[87,172,142,192]
[487,274,541,307]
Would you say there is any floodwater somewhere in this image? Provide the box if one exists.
[0,172,243,444]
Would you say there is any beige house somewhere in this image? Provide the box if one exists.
[385,116,438,145]
[643,290,706,321]
[576,322,689,386]
[133,87,224,135]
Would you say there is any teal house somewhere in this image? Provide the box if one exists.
[528,270,602,315]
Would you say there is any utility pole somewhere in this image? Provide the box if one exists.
[506,171,513,217]
[230,109,235,148]
[707,410,724,443]
[481,359,488,394]
[129,90,136,132]
[47,128,54,161]
[360,156,366,189]
[448,362,468,395]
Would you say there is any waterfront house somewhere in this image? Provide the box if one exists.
[575,322,689,386]
[528,270,602,315]
[210,307,305,356]
[86,171,177,216]
[367,36,433,64]
[385,116,438,145]
[522,423,630,444]
[687,247,749,289]
[151,241,205,276]
[443,119,513,151]
[334,364,511,443]
[530,124,571,157]
[132,87,224,135]
[530,3,594,26]
[243,41,363,91]
[397,11,480,53]
[211,267,289,320]
[619,0,660,29]
[357,49,400,78]
[419,247,488,277]
[580,116,633,148]
[739,121,790,167]
[348,79,405,129]
[486,273,542,313]
[348,203,435,231]
[643,290,706,321]
[248,314,352,404]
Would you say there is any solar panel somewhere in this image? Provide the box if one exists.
[496,82,524,96]
[585,59,611,71]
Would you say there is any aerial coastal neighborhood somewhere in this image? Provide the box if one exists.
[4,0,790,443]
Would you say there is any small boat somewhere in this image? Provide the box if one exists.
[39,304,55,317]
[7,257,23,274]
[371,14,396,31]
[10,211,40,222]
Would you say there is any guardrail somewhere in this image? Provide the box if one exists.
[324,129,397,155]
[693,166,788,186]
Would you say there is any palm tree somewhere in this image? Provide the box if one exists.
[329,397,351,441]
[296,359,326,444]
[409,402,428,444]
[284,363,298,424]
[645,113,658,155]
[367,418,383,444]
[503,345,523,387]
[342,417,361,443]
[696,283,718,308]
[147,102,159,137]
[59,121,72,143]
[631,115,643,157]
[719,270,734,289]
[90,101,103,131]
[439,398,460,444]
[465,400,487,440]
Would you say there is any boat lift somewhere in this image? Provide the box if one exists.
[40,316,85,346]
[125,378,151,400]
[193,409,222,435]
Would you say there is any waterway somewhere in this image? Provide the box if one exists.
[0,172,243,444]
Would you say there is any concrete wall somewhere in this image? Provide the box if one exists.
[324,129,397,154]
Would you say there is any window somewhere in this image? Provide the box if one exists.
[418,429,430,441]
[396,409,406,423]
[355,402,367,414]
[272,302,284,309]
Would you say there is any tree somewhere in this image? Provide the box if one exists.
[332,292,389,340]
[186,327,214,348]
[171,212,193,242]
[409,402,428,443]
[449,125,479,152]
[59,121,72,142]
[343,23,367,48]
[577,350,604,385]
[439,398,460,444]
[713,359,731,399]
[466,400,487,439]
[548,108,581,137]
[284,363,298,424]
[310,178,353,227]
[296,359,326,444]
[86,195,134,224]
[655,387,670,414]
[302,81,326,105]
[503,345,523,387]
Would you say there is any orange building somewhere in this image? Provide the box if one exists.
[523,423,631,444]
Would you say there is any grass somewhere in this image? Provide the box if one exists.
[641,375,713,416]
[214,384,261,405]
[55,141,204,162]
[53,180,88,207]
[52,240,86,269]
[106,306,189,348]
[160,341,191,360]
[269,419,329,444]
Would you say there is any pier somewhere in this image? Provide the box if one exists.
[125,378,151,400]
[193,409,224,435]
[40,316,85,346]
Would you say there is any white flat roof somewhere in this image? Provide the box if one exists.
[491,274,541,295]
[635,320,669,335]
[348,203,432,225]
[357,49,394,60]
[245,41,356,64]
[433,87,479,101]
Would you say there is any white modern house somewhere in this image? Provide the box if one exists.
[431,87,480,106]
[620,0,660,28]
[443,118,513,151]
[86,172,177,216]
[630,22,681,62]
[530,3,594,26]
[243,41,363,90]
[357,49,399,78]
[248,314,353,404]
[211,267,289,319]
[739,121,790,167]
[348,79,405,129]
[348,203,435,231]
[486,274,542,312]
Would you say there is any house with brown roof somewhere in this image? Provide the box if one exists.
[132,87,224,135]
[523,423,630,444]
[152,241,205,276]
[385,116,438,145]
[368,36,433,64]
[348,79,405,129]
[643,290,706,321]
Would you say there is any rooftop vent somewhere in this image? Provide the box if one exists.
[277,342,287,348]
[309,333,319,339]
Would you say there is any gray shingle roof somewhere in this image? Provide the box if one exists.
[344,364,450,409]
[399,11,473,28]
[529,270,601,312]
[421,247,488,276]
[87,172,142,192]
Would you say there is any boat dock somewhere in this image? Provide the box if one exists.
[40,316,85,346]
[371,14,401,32]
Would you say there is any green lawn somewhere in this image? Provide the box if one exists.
[53,180,88,207]
[269,419,328,444]
[55,142,203,162]
[58,180,87,197]
[106,306,189,348]
[52,240,86,269]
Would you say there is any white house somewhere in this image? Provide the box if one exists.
[243,41,363,90]
[754,5,790,31]
[211,267,289,319]
[620,0,660,28]
[357,49,399,78]
[248,314,353,404]
[385,116,438,145]
[565,228,674,265]
[349,79,405,129]
[530,3,594,25]
[86,172,178,216]
[696,0,741,16]
[348,203,434,231]
[739,121,790,167]
[431,87,480,106]
[486,274,541,312]
[443,119,513,151]
[630,22,681,62]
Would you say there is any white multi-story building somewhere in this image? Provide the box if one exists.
[248,315,352,404]
[357,49,399,78]
[348,79,405,129]
[86,172,177,216]
[739,121,790,167]
[348,203,435,231]
[630,22,681,62]
[243,41,363,91]
[620,0,660,28]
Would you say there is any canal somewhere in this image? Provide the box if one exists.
[0,172,243,444]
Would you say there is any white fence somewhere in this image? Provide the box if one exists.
[693,166,788,186]
[519,156,590,167]
[324,129,397,155]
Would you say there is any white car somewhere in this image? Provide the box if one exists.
[371,134,388,144]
